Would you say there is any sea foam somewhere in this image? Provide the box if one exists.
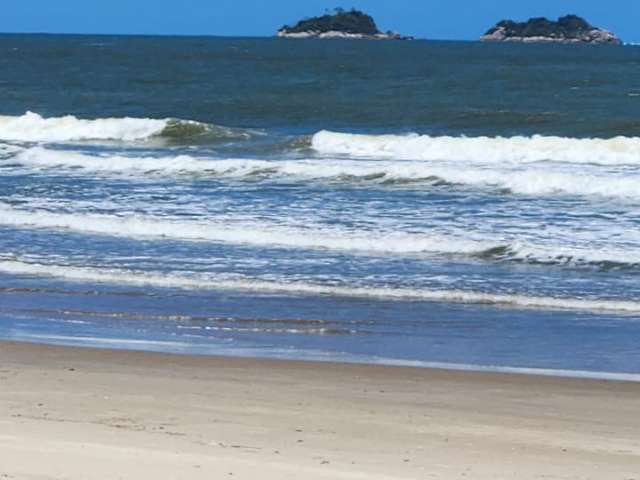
[7,147,640,202]
[312,130,640,166]
[0,112,168,142]
[13,147,226,172]
[0,205,637,267]
[1,258,639,313]
[0,112,234,143]
[0,204,495,256]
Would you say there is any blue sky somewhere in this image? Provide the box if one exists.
[1,1,637,42]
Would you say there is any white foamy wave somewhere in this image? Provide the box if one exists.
[0,112,253,143]
[272,159,640,201]
[0,205,494,256]
[0,143,23,157]
[1,259,639,313]
[312,131,640,166]
[12,147,238,173]
[408,165,640,200]
[6,147,640,201]
[10,148,290,177]
[1,206,638,266]
[0,111,168,142]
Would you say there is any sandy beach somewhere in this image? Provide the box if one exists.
[0,341,638,479]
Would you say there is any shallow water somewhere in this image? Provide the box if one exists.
[1,35,639,376]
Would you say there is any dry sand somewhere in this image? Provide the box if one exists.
[0,340,639,479]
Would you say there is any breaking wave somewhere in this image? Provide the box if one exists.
[1,258,639,313]
[11,147,246,173]
[0,205,637,267]
[312,130,640,166]
[0,112,252,143]
[6,147,640,201]
[0,143,23,157]
[0,204,496,256]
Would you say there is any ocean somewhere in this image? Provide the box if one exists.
[1,34,640,378]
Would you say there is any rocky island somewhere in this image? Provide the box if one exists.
[480,15,621,45]
[277,8,414,40]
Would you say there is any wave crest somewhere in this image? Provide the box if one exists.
[0,112,252,143]
[6,147,640,202]
[0,205,638,268]
[0,205,495,256]
[1,259,639,313]
[312,130,640,166]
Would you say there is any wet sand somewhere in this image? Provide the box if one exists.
[1,340,639,479]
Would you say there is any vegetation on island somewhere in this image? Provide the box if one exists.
[481,15,621,44]
[278,8,413,40]
[280,8,380,35]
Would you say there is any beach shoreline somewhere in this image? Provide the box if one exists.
[1,340,639,479]
[4,336,640,383]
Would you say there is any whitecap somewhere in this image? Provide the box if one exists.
[1,259,639,313]
[0,112,241,143]
[7,147,640,202]
[312,130,640,166]
[0,205,638,267]
[0,204,495,256]
[0,111,168,142]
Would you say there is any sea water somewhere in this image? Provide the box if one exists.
[1,35,640,378]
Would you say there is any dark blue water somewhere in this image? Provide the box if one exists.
[1,35,639,377]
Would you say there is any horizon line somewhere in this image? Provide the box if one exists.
[0,32,638,44]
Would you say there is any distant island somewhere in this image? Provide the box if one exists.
[277,8,414,40]
[480,15,621,45]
